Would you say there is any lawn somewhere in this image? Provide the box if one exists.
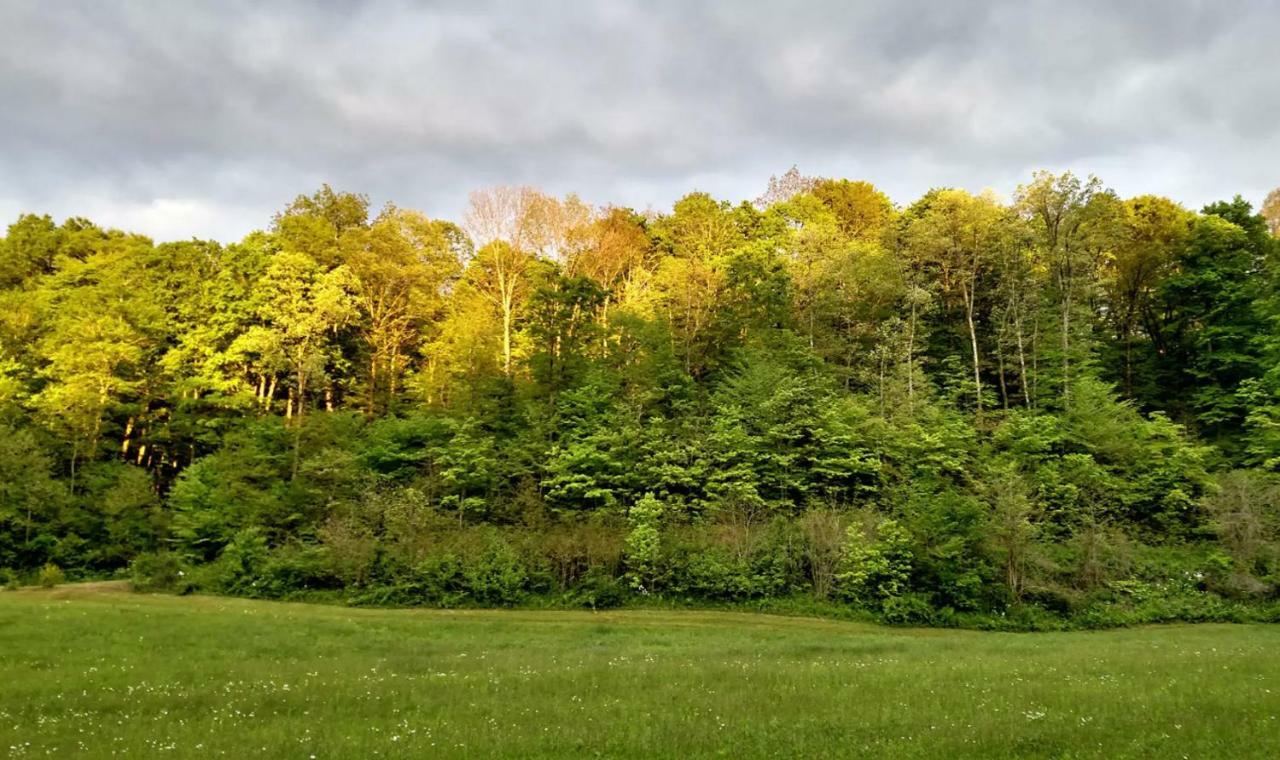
[1,585,1277,758]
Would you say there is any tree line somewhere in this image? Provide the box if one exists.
[3,172,1280,626]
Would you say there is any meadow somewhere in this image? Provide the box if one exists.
[1,586,1278,758]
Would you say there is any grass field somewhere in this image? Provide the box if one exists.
[1,586,1278,758]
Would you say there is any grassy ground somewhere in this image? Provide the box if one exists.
[1,585,1278,758]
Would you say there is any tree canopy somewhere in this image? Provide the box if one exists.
[3,176,1280,626]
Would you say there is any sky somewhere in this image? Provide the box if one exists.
[1,0,1278,243]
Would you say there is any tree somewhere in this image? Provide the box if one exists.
[811,179,895,243]
[459,241,540,377]
[1263,187,1280,237]
[1015,171,1118,408]
[624,492,664,592]
[275,184,370,239]
[465,186,593,262]
[7,173,1280,622]
[754,166,818,209]
[907,189,1010,414]
[1154,212,1266,447]
[0,425,67,567]
[255,251,356,424]
[563,207,652,330]
[0,214,60,287]
[29,230,161,481]
[343,208,465,413]
[1102,196,1192,397]
[984,460,1038,602]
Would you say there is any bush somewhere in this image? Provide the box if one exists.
[624,493,664,593]
[210,528,271,595]
[413,553,467,604]
[38,563,65,588]
[257,545,341,597]
[570,567,626,609]
[463,535,529,606]
[835,518,913,605]
[129,552,187,592]
[881,592,938,626]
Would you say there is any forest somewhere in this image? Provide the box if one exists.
[4,170,1280,628]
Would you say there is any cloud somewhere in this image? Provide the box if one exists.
[1,0,1277,242]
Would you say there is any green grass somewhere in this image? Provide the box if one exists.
[1,585,1278,758]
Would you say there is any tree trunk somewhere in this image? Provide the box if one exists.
[963,280,982,415]
[502,298,513,376]
[1015,308,1031,407]
[906,296,916,412]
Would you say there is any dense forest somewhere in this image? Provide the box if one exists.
[4,171,1280,628]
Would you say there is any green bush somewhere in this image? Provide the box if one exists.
[210,528,271,595]
[129,552,188,592]
[835,518,913,605]
[463,535,529,606]
[38,563,65,588]
[569,567,626,609]
[880,593,937,626]
[258,545,341,597]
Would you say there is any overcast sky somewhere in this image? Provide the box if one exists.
[2,0,1277,242]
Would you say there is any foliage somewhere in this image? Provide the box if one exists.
[37,562,65,587]
[1,176,1278,625]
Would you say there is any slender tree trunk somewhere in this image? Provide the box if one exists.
[1061,290,1071,407]
[906,296,916,412]
[121,416,135,457]
[997,345,1010,410]
[963,280,982,414]
[296,367,307,422]
[1031,318,1039,408]
[501,296,513,376]
[1015,308,1031,407]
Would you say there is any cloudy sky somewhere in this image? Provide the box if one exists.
[2,0,1277,242]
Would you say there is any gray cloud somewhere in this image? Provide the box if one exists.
[1,0,1277,241]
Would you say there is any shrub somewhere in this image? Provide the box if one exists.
[799,509,847,599]
[463,534,529,606]
[835,518,913,606]
[570,567,626,609]
[129,552,187,592]
[881,592,936,626]
[624,493,664,593]
[415,553,466,602]
[258,544,341,597]
[38,563,65,588]
[210,528,270,595]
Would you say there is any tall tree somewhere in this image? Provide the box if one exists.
[1015,172,1119,408]
[907,189,1010,415]
[1261,187,1280,238]
[342,208,466,413]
